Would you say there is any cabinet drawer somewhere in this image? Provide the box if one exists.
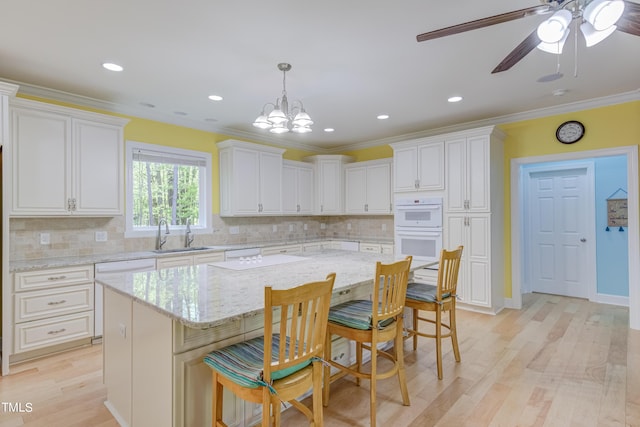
[15,284,94,323]
[14,311,94,354]
[413,267,438,284]
[14,265,94,292]
[193,252,224,264]
[261,245,302,256]
[157,256,193,269]
[173,318,243,354]
[359,243,381,253]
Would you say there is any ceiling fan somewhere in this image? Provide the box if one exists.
[416,0,640,73]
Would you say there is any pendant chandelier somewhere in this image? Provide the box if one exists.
[253,63,313,134]
[536,0,625,54]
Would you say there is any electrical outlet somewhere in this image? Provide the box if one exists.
[40,233,50,245]
[303,224,308,230]
[119,323,127,338]
[320,223,326,230]
[381,224,387,231]
[229,226,240,235]
[272,225,278,233]
[95,231,108,242]
[289,224,294,232]
[347,223,352,230]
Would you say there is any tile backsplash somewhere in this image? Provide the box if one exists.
[9,215,394,261]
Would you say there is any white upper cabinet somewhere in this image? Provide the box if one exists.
[345,159,392,214]
[390,138,444,192]
[282,160,313,215]
[9,99,128,217]
[445,128,504,213]
[218,140,285,217]
[305,155,352,215]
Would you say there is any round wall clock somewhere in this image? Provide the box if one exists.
[556,120,585,144]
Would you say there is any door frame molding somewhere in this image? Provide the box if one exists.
[522,162,596,300]
[510,145,639,329]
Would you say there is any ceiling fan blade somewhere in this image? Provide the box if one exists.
[491,30,541,74]
[617,1,640,37]
[416,5,552,42]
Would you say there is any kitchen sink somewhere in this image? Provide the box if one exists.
[152,246,212,254]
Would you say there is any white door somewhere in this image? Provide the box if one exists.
[526,164,595,298]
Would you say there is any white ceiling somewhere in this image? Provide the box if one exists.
[1,0,639,152]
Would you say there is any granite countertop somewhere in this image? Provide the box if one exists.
[95,249,430,330]
[9,237,394,272]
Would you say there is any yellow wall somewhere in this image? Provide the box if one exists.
[499,100,640,297]
[341,144,393,162]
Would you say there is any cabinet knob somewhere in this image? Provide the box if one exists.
[580,238,587,243]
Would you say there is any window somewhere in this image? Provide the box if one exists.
[125,141,212,236]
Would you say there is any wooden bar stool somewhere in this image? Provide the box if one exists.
[204,273,336,426]
[404,246,463,380]
[323,256,412,427]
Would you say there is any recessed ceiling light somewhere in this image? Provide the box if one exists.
[208,95,223,101]
[205,118,218,122]
[448,96,463,103]
[102,62,123,72]
[377,114,389,120]
[552,88,568,96]
[324,128,335,133]
[139,102,155,108]
[174,111,188,116]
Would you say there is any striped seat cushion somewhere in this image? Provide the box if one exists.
[406,282,450,303]
[203,335,310,389]
[328,299,395,330]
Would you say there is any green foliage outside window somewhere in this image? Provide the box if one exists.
[132,159,200,227]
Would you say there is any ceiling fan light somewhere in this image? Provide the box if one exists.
[584,0,625,31]
[580,21,617,46]
[536,28,570,54]
[537,9,572,43]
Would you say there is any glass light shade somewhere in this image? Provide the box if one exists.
[267,108,287,125]
[537,28,570,54]
[537,9,572,43]
[584,0,625,31]
[253,114,272,129]
[292,125,312,133]
[580,21,617,46]
[292,111,313,127]
[269,123,289,134]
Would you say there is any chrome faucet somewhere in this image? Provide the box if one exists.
[184,218,194,248]
[156,218,170,250]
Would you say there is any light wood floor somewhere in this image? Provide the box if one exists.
[1,293,639,426]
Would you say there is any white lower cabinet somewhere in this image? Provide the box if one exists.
[156,252,225,269]
[12,265,94,360]
[446,214,502,313]
[260,244,302,256]
[101,255,376,426]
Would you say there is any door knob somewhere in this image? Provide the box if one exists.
[580,238,587,242]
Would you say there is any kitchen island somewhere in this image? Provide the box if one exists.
[95,249,431,427]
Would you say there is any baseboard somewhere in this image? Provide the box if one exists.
[593,293,629,307]
[104,400,129,427]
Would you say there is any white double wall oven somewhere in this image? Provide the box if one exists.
[394,197,443,263]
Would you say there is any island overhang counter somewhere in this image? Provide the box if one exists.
[95,249,431,427]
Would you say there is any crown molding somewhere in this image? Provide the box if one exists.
[6,78,639,154]
[335,89,640,152]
